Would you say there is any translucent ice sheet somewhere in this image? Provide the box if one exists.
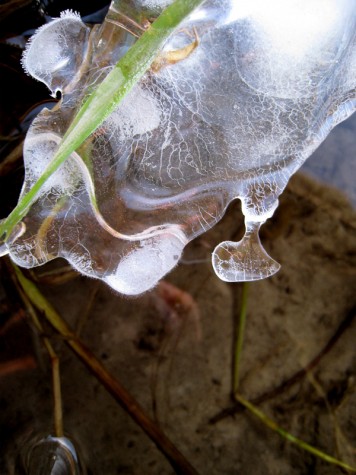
[2,0,356,294]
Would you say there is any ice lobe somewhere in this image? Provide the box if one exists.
[22,11,89,96]
[104,233,185,296]
[3,0,356,295]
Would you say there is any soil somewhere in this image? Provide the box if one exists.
[0,172,355,475]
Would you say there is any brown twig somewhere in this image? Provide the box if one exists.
[0,140,23,176]
[0,356,36,377]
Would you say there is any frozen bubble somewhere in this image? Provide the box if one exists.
[24,435,82,475]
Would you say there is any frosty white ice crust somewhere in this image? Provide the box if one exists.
[3,0,356,295]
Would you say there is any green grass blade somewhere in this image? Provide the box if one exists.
[233,282,249,394]
[236,394,356,472]
[0,0,205,243]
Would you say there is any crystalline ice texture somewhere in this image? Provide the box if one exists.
[4,0,356,295]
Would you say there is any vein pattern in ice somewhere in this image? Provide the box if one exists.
[3,0,356,295]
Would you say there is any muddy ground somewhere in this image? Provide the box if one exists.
[0,171,355,475]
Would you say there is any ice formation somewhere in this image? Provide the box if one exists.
[1,0,355,295]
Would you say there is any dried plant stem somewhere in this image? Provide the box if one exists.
[13,278,64,437]
[232,282,356,473]
[13,264,199,475]
[0,356,36,377]
[235,394,356,473]
[0,140,24,176]
[75,282,100,337]
[210,304,356,424]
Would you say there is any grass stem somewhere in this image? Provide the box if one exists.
[236,393,356,473]
[11,273,64,438]
[12,264,199,475]
[233,282,249,395]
